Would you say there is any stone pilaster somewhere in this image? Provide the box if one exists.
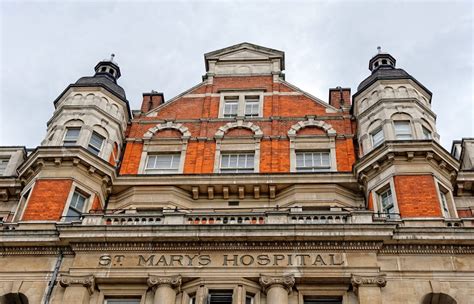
[59,274,95,304]
[351,274,387,304]
[259,274,295,304]
[147,275,182,304]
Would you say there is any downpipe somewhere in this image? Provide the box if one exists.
[43,249,63,304]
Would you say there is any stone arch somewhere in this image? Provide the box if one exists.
[391,112,413,120]
[421,293,457,304]
[143,121,191,140]
[1,292,29,304]
[287,118,336,137]
[215,120,263,139]
[384,86,395,98]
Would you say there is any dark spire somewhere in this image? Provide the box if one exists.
[93,54,121,83]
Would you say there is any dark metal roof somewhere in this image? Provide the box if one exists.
[75,75,126,99]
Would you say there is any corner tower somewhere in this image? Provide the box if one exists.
[354,48,459,220]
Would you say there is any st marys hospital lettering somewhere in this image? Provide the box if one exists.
[98,253,346,268]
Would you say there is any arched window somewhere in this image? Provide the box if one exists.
[422,293,457,304]
[1,292,29,304]
[391,113,413,140]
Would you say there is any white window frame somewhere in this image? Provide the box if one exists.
[394,121,413,140]
[219,152,255,173]
[88,131,105,155]
[61,185,93,222]
[139,139,187,174]
[434,181,457,218]
[223,96,239,118]
[370,178,400,218]
[144,153,181,174]
[219,91,264,118]
[422,126,432,139]
[63,127,81,146]
[289,136,337,173]
[379,188,395,215]
[371,128,384,148]
[295,151,331,172]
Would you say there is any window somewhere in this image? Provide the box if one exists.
[88,131,105,155]
[208,290,233,304]
[371,128,384,148]
[394,121,412,140]
[105,299,141,304]
[63,127,80,146]
[379,188,395,214]
[296,151,331,172]
[439,189,450,217]
[220,153,254,173]
[65,191,88,221]
[0,158,9,175]
[422,126,432,139]
[244,96,260,117]
[219,92,263,118]
[145,154,180,174]
[223,96,239,118]
[245,295,254,304]
[304,297,342,304]
[189,296,196,304]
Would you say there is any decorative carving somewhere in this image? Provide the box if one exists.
[287,118,337,137]
[143,122,191,140]
[59,274,95,295]
[259,274,295,293]
[351,274,386,295]
[147,275,182,292]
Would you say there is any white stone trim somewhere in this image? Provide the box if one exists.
[143,122,191,140]
[215,120,263,139]
[434,178,458,219]
[287,118,337,138]
[218,91,265,118]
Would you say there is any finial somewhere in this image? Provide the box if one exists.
[377,46,382,54]
[110,53,115,61]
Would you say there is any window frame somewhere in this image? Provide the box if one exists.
[393,120,413,140]
[219,152,255,173]
[97,284,147,304]
[88,131,105,156]
[435,181,457,218]
[295,151,331,172]
[422,126,432,139]
[63,127,81,146]
[104,299,142,304]
[289,135,337,173]
[370,178,400,218]
[219,91,264,118]
[371,128,384,148]
[144,153,181,174]
[61,186,93,222]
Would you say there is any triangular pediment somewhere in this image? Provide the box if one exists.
[204,42,285,71]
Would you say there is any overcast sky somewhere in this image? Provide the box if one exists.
[0,0,472,150]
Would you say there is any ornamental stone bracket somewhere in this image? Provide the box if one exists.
[147,275,182,291]
[259,274,295,294]
[59,274,95,295]
[351,274,387,295]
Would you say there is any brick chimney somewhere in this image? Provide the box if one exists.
[141,91,165,113]
[329,87,351,108]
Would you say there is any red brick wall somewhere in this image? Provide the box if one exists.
[90,195,102,212]
[367,191,374,210]
[260,140,290,172]
[394,175,442,218]
[457,209,473,218]
[22,179,73,221]
[120,142,143,174]
[336,139,356,171]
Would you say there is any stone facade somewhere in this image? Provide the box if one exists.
[0,43,472,304]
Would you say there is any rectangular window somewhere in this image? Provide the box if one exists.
[189,296,196,304]
[296,151,331,172]
[394,121,412,140]
[88,131,105,155]
[64,127,81,146]
[422,126,432,139]
[105,299,141,304]
[439,189,450,217]
[379,188,395,214]
[245,295,254,304]
[220,153,254,173]
[223,96,239,118]
[304,297,342,304]
[244,95,260,117]
[208,290,233,304]
[0,158,9,175]
[66,190,88,221]
[371,128,384,148]
[145,154,180,174]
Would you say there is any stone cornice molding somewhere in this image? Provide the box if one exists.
[259,274,295,294]
[351,274,386,295]
[287,118,337,137]
[143,121,191,140]
[214,120,263,139]
[0,246,74,256]
[59,274,95,295]
[147,275,182,292]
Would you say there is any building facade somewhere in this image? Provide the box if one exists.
[0,43,473,304]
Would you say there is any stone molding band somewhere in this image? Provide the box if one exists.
[147,275,182,291]
[259,274,295,294]
[59,274,95,295]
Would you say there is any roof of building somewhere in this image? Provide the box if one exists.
[75,75,126,100]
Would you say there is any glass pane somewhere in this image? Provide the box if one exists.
[209,291,233,304]
[90,132,104,148]
[146,156,157,169]
[423,127,432,139]
[145,154,180,172]
[66,208,81,219]
[65,128,80,139]
[246,154,254,168]
[372,129,384,147]
[394,121,412,139]
[321,152,330,166]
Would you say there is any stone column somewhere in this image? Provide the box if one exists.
[148,275,182,304]
[259,274,295,304]
[351,274,387,304]
[59,274,95,304]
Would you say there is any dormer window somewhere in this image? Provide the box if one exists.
[219,92,263,118]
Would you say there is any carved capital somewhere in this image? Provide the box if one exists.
[59,274,95,295]
[259,274,295,294]
[147,275,182,292]
[351,274,386,295]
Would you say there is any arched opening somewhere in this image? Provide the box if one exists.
[422,293,457,304]
[1,293,29,304]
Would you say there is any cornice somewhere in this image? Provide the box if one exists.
[379,244,474,255]
[0,246,74,256]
